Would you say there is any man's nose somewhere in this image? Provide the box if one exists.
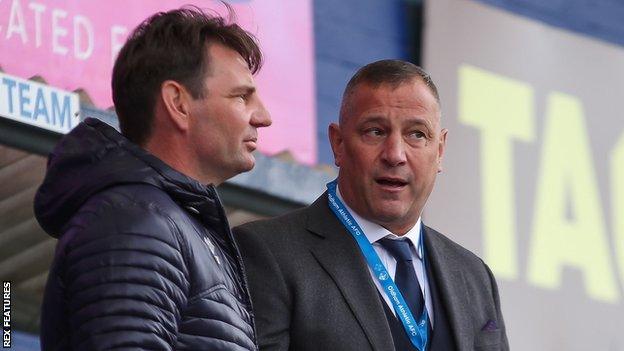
[381,134,407,167]
[251,97,272,128]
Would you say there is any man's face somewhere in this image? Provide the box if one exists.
[329,79,447,235]
[187,43,271,184]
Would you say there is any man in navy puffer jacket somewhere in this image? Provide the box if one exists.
[34,6,271,350]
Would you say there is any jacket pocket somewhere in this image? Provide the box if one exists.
[474,329,502,351]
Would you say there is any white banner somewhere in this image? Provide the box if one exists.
[0,71,79,134]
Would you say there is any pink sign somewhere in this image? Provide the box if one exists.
[0,0,317,164]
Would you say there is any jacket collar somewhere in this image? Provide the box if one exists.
[35,118,225,237]
[305,192,472,350]
[423,226,472,350]
[305,192,395,351]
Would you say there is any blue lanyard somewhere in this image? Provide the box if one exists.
[326,180,430,350]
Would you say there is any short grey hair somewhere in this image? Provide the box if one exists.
[339,59,440,123]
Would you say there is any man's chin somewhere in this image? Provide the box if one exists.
[372,211,404,223]
[369,203,402,219]
[237,156,256,173]
[369,204,413,225]
[375,216,416,236]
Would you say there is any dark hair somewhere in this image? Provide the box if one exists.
[111,5,262,145]
[339,59,440,122]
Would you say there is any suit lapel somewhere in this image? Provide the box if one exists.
[306,194,394,351]
[423,226,473,351]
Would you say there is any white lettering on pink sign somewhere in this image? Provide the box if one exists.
[0,0,317,163]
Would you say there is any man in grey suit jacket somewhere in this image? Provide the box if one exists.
[234,60,509,350]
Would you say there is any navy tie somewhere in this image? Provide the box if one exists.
[378,238,425,320]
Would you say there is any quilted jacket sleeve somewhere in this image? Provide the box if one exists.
[58,196,190,350]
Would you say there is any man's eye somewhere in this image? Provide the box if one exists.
[233,93,250,102]
[364,128,384,137]
[408,130,426,139]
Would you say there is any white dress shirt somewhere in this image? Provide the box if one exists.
[336,186,434,325]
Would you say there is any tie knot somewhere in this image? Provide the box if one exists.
[378,238,413,262]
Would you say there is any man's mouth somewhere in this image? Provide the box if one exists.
[244,138,257,150]
[375,177,408,188]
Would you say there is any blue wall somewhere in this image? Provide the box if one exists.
[475,0,624,49]
[314,0,410,164]
[314,0,624,164]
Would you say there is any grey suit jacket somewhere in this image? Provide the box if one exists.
[234,193,509,351]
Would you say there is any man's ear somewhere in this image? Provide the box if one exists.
[437,128,448,173]
[328,122,343,167]
[160,80,192,132]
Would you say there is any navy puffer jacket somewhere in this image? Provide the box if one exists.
[35,118,257,350]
